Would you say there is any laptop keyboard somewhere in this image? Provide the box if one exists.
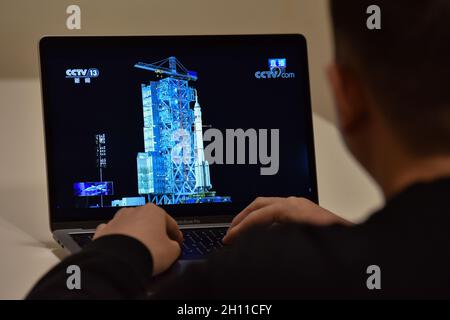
[70,232,94,248]
[181,228,227,259]
[69,227,228,260]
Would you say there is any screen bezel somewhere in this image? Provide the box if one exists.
[39,34,318,231]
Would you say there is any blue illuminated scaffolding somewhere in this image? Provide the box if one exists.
[135,57,230,205]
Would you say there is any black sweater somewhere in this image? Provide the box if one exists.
[27,179,450,299]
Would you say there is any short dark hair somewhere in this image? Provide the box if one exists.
[330,0,450,154]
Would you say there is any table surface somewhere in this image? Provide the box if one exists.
[0,79,383,299]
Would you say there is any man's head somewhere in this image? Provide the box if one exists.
[327,0,450,191]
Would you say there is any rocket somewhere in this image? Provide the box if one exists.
[193,89,212,191]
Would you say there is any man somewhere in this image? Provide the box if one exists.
[28,0,450,299]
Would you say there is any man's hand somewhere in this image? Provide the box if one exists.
[223,197,352,244]
[94,203,183,276]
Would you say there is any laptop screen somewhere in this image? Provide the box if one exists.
[40,35,317,223]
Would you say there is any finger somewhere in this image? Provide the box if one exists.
[93,223,107,239]
[224,203,283,244]
[230,197,280,229]
[164,239,182,270]
[113,208,130,219]
[165,213,183,245]
[230,198,270,228]
[169,239,182,259]
[114,210,123,219]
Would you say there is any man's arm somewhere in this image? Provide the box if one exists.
[153,223,358,300]
[27,235,153,299]
[27,204,182,299]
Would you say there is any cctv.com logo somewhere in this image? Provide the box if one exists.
[255,58,296,79]
[65,68,100,84]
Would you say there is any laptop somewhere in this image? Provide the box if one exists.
[39,34,318,260]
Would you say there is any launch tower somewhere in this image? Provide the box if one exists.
[134,57,229,205]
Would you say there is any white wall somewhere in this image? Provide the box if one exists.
[1,0,336,121]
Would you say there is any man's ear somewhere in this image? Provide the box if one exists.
[326,63,369,134]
